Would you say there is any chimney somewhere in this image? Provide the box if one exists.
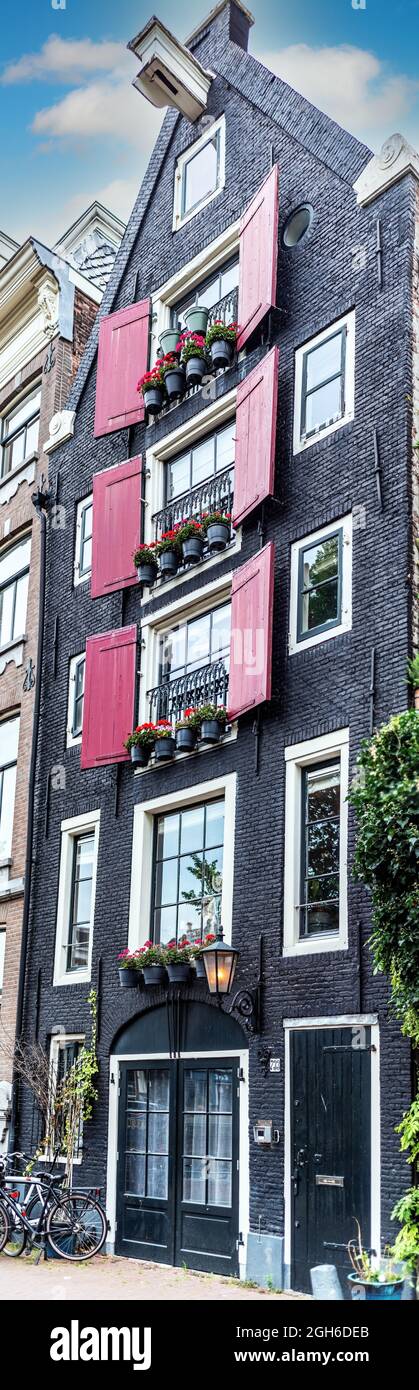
[187,1,254,54]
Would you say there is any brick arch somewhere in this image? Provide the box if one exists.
[110,992,249,1056]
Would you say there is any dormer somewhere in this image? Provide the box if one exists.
[128,16,213,122]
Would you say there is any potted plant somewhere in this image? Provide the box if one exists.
[347,1224,405,1301]
[153,719,176,761]
[161,352,185,403]
[175,706,200,753]
[134,543,159,587]
[176,517,205,565]
[191,933,216,978]
[407,652,419,710]
[138,941,167,987]
[117,949,143,988]
[205,320,238,371]
[201,510,231,553]
[137,362,165,416]
[157,528,182,579]
[159,327,181,357]
[183,303,210,336]
[197,703,228,744]
[165,938,192,984]
[177,331,208,387]
[124,724,156,767]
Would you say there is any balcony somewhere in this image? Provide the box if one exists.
[152,285,239,423]
[147,657,229,723]
[152,464,234,541]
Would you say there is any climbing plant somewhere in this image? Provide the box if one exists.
[51,989,99,1184]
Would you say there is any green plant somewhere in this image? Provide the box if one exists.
[154,719,174,739]
[205,320,238,347]
[134,543,159,567]
[137,940,167,967]
[54,990,99,1184]
[175,518,204,543]
[117,948,143,971]
[164,937,192,963]
[407,652,419,688]
[391,1188,419,1269]
[137,362,165,398]
[175,706,201,730]
[156,528,182,555]
[123,723,156,751]
[196,703,228,723]
[348,1221,401,1284]
[161,352,183,377]
[190,934,216,958]
[200,510,231,533]
[177,331,207,363]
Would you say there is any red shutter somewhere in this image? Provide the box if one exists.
[228,543,275,720]
[81,625,137,769]
[94,299,150,437]
[237,166,278,350]
[91,456,143,599]
[233,346,278,527]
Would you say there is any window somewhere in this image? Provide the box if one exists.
[283,730,349,956]
[159,601,230,684]
[282,205,313,249]
[170,258,239,333]
[0,716,19,860]
[153,798,224,946]
[0,535,31,649]
[293,313,355,453]
[67,653,85,746]
[74,496,93,585]
[53,810,100,986]
[173,117,226,229]
[165,420,235,504]
[1,385,41,479]
[49,1034,84,1160]
[289,515,352,653]
[0,930,5,997]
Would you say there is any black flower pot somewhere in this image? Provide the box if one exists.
[143,964,167,987]
[166,962,192,984]
[118,968,140,988]
[200,718,224,744]
[182,535,204,565]
[194,957,207,979]
[130,743,151,768]
[154,735,176,761]
[164,366,185,402]
[185,356,207,387]
[159,548,179,579]
[210,338,233,370]
[137,561,158,587]
[143,386,164,416]
[206,522,230,553]
[175,726,198,753]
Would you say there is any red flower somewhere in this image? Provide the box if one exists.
[156,719,172,727]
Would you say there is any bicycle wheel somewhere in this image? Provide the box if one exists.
[3,1207,26,1257]
[46,1193,107,1261]
[0,1200,10,1254]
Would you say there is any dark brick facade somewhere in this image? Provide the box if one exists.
[18,3,414,1280]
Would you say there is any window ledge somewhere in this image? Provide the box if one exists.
[53,972,92,988]
[143,536,241,604]
[0,455,37,505]
[133,727,237,775]
[0,876,24,900]
[0,635,27,674]
[283,935,347,958]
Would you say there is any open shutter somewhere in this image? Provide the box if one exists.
[81,625,137,769]
[94,299,150,437]
[228,543,275,720]
[237,166,278,350]
[233,346,278,526]
[91,456,143,599]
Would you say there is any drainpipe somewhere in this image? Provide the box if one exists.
[8,476,52,1153]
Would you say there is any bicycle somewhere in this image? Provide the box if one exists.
[0,1152,108,1262]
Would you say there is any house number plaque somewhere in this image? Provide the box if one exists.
[315,1174,344,1187]
[269,1058,281,1073]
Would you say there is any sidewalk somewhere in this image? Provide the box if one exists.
[0,1252,308,1301]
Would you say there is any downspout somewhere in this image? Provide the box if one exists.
[8,476,52,1153]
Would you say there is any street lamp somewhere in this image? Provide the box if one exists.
[201,923,239,996]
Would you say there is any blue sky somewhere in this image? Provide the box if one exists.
[1,0,418,246]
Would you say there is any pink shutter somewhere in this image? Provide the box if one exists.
[81,625,137,769]
[233,346,278,526]
[237,166,278,350]
[91,456,143,599]
[228,543,275,720]
[94,299,150,437]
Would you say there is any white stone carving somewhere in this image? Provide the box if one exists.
[37,282,60,338]
[0,458,36,506]
[0,640,24,676]
[44,409,76,453]
[354,133,419,206]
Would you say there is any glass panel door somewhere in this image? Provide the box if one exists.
[117,1062,174,1265]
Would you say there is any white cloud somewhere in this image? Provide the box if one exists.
[256,44,418,142]
[62,176,140,227]
[31,77,161,151]
[1,35,131,85]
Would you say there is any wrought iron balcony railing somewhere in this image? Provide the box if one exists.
[147,657,229,723]
[207,285,238,328]
[152,464,234,541]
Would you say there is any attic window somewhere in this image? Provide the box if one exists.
[174,116,226,230]
[282,205,313,249]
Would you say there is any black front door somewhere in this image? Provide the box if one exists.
[290,1026,372,1294]
[116,1057,240,1275]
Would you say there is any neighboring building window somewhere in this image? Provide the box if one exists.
[74,495,93,585]
[283,730,349,956]
[0,716,19,860]
[153,797,224,946]
[0,929,5,998]
[67,653,85,746]
[53,810,100,986]
[289,515,352,653]
[173,117,226,229]
[0,535,31,649]
[170,257,239,332]
[158,601,230,684]
[293,313,355,453]
[1,385,41,479]
[165,420,235,504]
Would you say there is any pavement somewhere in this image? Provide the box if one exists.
[0,1251,308,1301]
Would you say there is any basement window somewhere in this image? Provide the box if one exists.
[173,117,226,230]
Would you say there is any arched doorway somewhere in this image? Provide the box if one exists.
[109,1001,249,1276]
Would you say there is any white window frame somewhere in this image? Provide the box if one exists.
[128,773,236,952]
[0,713,20,863]
[53,809,100,987]
[293,312,355,454]
[66,652,86,748]
[152,220,239,363]
[139,572,232,727]
[0,382,41,482]
[0,928,5,997]
[173,115,226,232]
[289,513,353,654]
[283,728,349,957]
[74,494,93,587]
[48,1032,85,1164]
